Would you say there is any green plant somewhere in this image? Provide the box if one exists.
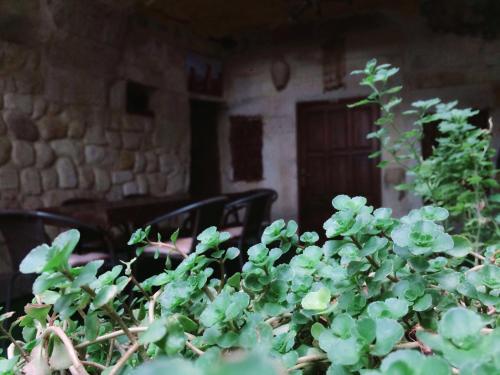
[349,59,500,249]
[1,195,498,374]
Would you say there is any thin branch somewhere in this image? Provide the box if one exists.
[0,324,28,361]
[470,251,486,261]
[75,327,147,349]
[40,326,89,375]
[109,342,140,375]
[466,264,484,273]
[186,340,204,356]
[82,360,107,371]
[149,290,161,323]
[288,354,328,371]
[394,341,420,349]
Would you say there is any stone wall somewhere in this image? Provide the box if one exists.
[0,0,218,209]
[218,13,500,220]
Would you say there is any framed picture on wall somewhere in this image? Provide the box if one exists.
[186,52,223,97]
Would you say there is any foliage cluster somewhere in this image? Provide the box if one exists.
[350,59,500,249]
[0,195,498,374]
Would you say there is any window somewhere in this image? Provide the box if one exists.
[126,81,155,116]
[229,116,263,181]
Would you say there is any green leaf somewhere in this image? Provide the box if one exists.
[331,314,356,339]
[93,285,118,308]
[170,228,180,244]
[225,247,240,261]
[413,294,433,311]
[19,244,51,274]
[25,304,51,324]
[139,318,167,344]
[372,318,404,356]
[72,260,104,288]
[438,308,485,347]
[319,331,361,365]
[447,235,472,257]
[84,312,100,341]
[301,287,331,311]
[311,322,326,340]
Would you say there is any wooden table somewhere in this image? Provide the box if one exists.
[44,194,191,230]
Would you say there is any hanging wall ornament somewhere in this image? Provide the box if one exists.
[270,57,290,91]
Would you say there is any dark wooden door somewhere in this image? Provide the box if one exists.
[190,100,221,197]
[297,100,381,233]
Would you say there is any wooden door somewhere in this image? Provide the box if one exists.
[297,100,381,233]
[190,100,221,198]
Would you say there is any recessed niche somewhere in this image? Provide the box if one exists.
[126,81,155,117]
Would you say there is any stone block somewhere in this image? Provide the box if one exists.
[122,131,142,150]
[123,181,139,196]
[34,142,55,168]
[117,150,134,170]
[159,153,174,173]
[23,196,43,209]
[51,139,84,164]
[112,171,133,184]
[41,168,58,190]
[0,139,12,166]
[84,125,107,145]
[145,151,158,172]
[20,168,41,195]
[85,145,106,164]
[0,115,6,135]
[56,157,77,189]
[0,167,19,190]
[136,174,148,194]
[38,114,68,140]
[3,110,39,141]
[134,152,146,173]
[68,120,85,139]
[78,166,94,189]
[4,93,33,115]
[12,140,35,167]
[94,168,111,192]
[105,131,121,148]
[31,97,47,120]
[147,173,167,195]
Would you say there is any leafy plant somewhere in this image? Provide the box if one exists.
[0,194,498,374]
[349,59,500,249]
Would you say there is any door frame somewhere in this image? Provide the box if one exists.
[296,98,381,229]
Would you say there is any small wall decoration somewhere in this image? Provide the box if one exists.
[270,57,290,91]
[229,116,263,182]
[186,52,223,96]
[322,36,346,92]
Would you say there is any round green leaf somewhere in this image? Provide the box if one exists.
[301,287,331,311]
[93,285,118,308]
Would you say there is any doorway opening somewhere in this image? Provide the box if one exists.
[296,99,381,233]
[189,99,221,198]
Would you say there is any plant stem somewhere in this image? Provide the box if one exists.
[82,361,107,371]
[0,324,28,361]
[109,342,140,375]
[40,326,89,375]
[149,290,161,323]
[131,275,151,299]
[75,327,147,349]
[288,354,328,371]
[60,269,147,360]
[186,340,204,355]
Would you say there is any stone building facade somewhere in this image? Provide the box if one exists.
[0,0,221,209]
